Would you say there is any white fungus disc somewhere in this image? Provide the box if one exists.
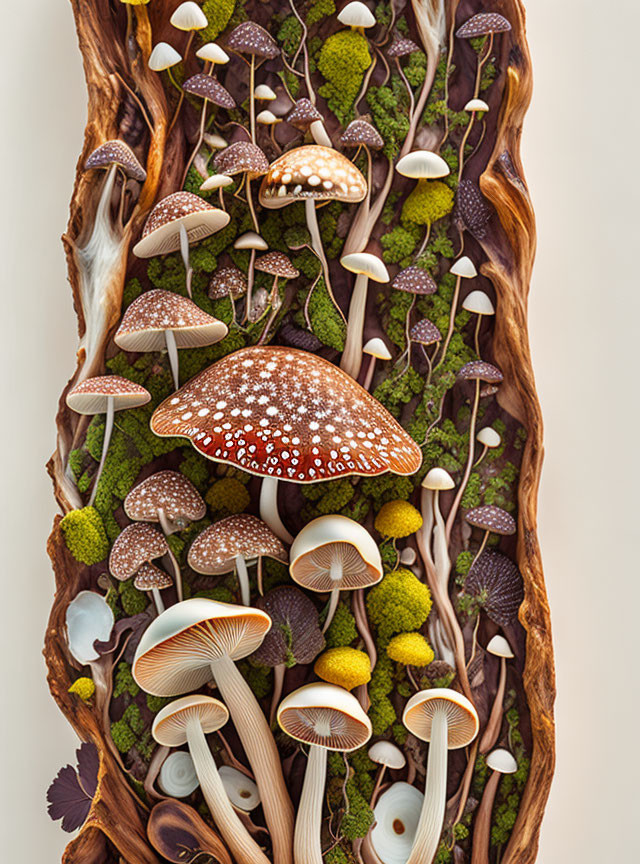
[370,782,424,864]
[158,751,199,798]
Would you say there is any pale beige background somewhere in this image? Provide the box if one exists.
[1,0,638,860]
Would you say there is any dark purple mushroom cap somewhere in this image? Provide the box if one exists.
[465,505,516,536]
[84,140,147,182]
[214,141,269,178]
[183,73,235,109]
[456,13,512,38]
[393,266,437,295]
[251,586,325,668]
[340,119,384,150]
[227,21,280,58]
[208,265,248,300]
[455,180,492,240]
[464,550,524,627]
[109,523,168,581]
[458,360,504,384]
[279,322,322,351]
[255,251,300,279]
[410,318,442,346]
[388,37,421,58]
[287,98,324,129]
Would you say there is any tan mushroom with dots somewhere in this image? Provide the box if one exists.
[464,504,516,568]
[109,523,169,582]
[286,98,333,148]
[208,266,247,319]
[214,142,269,235]
[124,470,206,534]
[255,251,300,315]
[84,140,147,182]
[133,562,174,614]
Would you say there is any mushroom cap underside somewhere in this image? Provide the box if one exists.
[277,682,372,751]
[402,688,479,748]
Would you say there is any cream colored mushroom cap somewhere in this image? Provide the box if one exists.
[403,689,479,749]
[219,766,261,811]
[234,231,268,251]
[341,252,389,283]
[396,150,450,180]
[422,467,455,491]
[486,634,514,659]
[196,42,229,64]
[254,84,277,101]
[149,42,182,71]
[338,1,376,28]
[278,682,372,751]
[363,337,392,361]
[486,748,518,774]
[368,740,406,770]
[152,694,229,747]
[66,375,151,415]
[259,146,367,208]
[204,133,228,150]
[476,427,501,448]
[462,290,495,316]
[200,174,234,191]
[170,1,208,30]
[450,256,478,278]
[464,98,490,112]
[257,110,281,125]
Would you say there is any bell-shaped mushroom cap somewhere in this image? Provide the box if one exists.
[465,504,516,536]
[396,150,450,180]
[115,290,228,351]
[338,1,376,29]
[363,337,392,361]
[464,551,524,627]
[208,265,247,300]
[464,98,490,112]
[458,360,503,384]
[410,318,442,346]
[422,467,455,491]
[66,375,151,415]
[133,192,230,259]
[66,591,114,665]
[462,290,494,316]
[84,140,147,182]
[183,73,235,109]
[205,132,228,150]
[340,119,384,150]
[254,84,277,101]
[218,766,261,811]
[153,695,229,747]
[257,110,280,126]
[368,740,406,770]
[234,231,268,251]
[188,514,288,575]
[150,346,423,481]
[124,470,206,525]
[402,689,479,749]
[252,586,324,668]
[277,682,372,751]
[392,266,437,295]
[456,13,512,38]
[287,98,324,128]
[449,256,477,278]
[134,562,174,593]
[158,751,199,797]
[371,782,424,864]
[227,21,280,58]
[214,142,269,177]
[196,42,230,64]
[388,37,421,58]
[255,251,300,279]
[149,42,182,71]
[200,174,234,192]
[133,598,272,696]
[170,1,208,31]
[109,523,168,581]
[486,748,518,774]
[341,252,389,283]
[486,634,514,660]
[259,146,367,208]
[290,515,383,592]
[476,426,501,448]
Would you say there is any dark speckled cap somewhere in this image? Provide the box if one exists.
[464,550,524,627]
[183,74,235,109]
[393,266,437,295]
[456,13,512,38]
[458,360,503,384]
[84,140,147,182]
[388,37,420,58]
[252,586,324,668]
[227,21,280,58]
[410,318,442,345]
[465,505,516,536]
[340,119,384,150]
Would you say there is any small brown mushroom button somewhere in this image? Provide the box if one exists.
[84,140,147,182]
[387,38,421,58]
[286,98,332,148]
[109,523,169,582]
[254,252,300,341]
[458,360,504,385]
[124,470,206,534]
[410,318,442,347]
[133,562,174,614]
[208,265,247,301]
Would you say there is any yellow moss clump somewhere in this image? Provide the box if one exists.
[387,632,435,667]
[314,647,371,690]
[68,677,96,702]
[206,477,251,515]
[402,180,455,227]
[374,500,423,538]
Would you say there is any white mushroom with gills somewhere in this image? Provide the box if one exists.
[286,99,333,148]
[368,782,424,864]
[188,514,288,606]
[214,141,269,234]
[124,470,206,537]
[132,598,295,864]
[462,290,495,358]
[233,230,269,322]
[133,562,174,614]
[368,740,406,806]
[401,689,479,864]
[435,256,478,367]
[149,346,423,543]
[114,290,228,389]
[479,635,514,754]
[226,22,280,144]
[109,522,182,597]
[470,749,518,864]
[133,192,230,298]
[362,337,392,390]
[340,251,389,379]
[474,426,501,467]
[277,683,372,864]
[66,376,151,506]
[152,694,271,864]
[458,99,490,180]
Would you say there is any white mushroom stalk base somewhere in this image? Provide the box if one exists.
[235,554,251,606]
[89,395,114,507]
[151,588,165,614]
[259,477,294,544]
[406,708,448,864]
[179,222,194,299]
[295,742,328,864]
[340,273,369,380]
[165,329,180,390]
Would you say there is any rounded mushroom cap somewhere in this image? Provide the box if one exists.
[153,695,229,747]
[340,119,384,150]
[158,751,199,797]
[148,42,182,71]
[363,337,392,361]
[208,265,247,300]
[464,551,524,627]
[124,470,206,526]
[371,782,424,864]
[277,682,372,751]
[84,140,147,182]
[402,689,479,749]
[133,192,230,259]
[290,515,383,592]
[388,37,421,58]
[188,514,288,575]
[150,346,423,482]
[134,562,174,592]
[287,98,324,128]
[214,141,269,178]
[170,2,208,31]
[341,252,389,283]
[133,598,272,696]
[338,1,376,29]
[196,42,229,64]
[219,766,260,811]
[396,151,450,180]
[476,426,501,448]
[449,256,477,278]
[259,146,367,208]
[368,740,406,770]
[422,467,455,491]
[457,360,503,384]
[183,74,235,109]
[255,251,300,279]
[464,98,490,113]
[410,318,442,346]
[462,290,494,316]
[252,586,325,667]
[465,504,516,536]
[486,634,514,659]
[115,290,228,351]
[256,109,280,125]
[456,12,512,39]
[205,133,228,150]
[66,591,114,665]
[109,523,168,581]
[227,21,280,58]
[486,748,518,774]
[254,84,277,101]
[66,376,151,415]
[392,266,437,295]
[200,174,234,192]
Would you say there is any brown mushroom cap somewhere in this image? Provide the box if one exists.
[213,142,269,178]
[252,586,324,668]
[133,192,230,259]
[124,470,206,525]
[259,146,367,208]
[150,346,423,482]
[254,251,300,279]
[134,562,174,592]
[410,318,442,346]
[457,360,504,384]
[66,375,151,415]
[340,119,384,150]
[183,73,235,109]
[109,523,168,581]
[455,180,492,240]
[464,550,524,627]
[286,98,324,129]
[387,37,421,58]
[208,266,248,300]
[84,140,147,182]
[465,505,516,536]
[226,21,280,59]
[188,514,288,575]
[456,13,512,38]
[392,266,437,295]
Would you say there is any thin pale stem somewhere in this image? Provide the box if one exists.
[474,313,483,358]
[305,198,346,324]
[246,177,260,233]
[270,664,286,726]
[473,33,494,99]
[259,476,293,543]
[235,554,251,606]
[445,380,481,544]
[179,222,193,298]
[295,745,328,864]
[470,768,501,864]
[249,55,256,144]
[322,588,341,634]
[89,396,114,506]
[151,588,165,614]
[362,355,377,391]
[165,329,180,390]
[406,708,448,864]
[457,113,476,181]
[479,657,507,754]
[434,276,461,371]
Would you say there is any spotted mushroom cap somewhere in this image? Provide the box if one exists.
[133,192,230,258]
[134,562,174,592]
[254,251,300,279]
[278,682,372,751]
[183,73,235,109]
[287,98,324,129]
[84,140,147,182]
[455,180,492,240]
[252,586,324,668]
[465,505,516,536]
[457,360,503,384]
[66,375,151,415]
[340,119,384,150]
[150,346,423,482]
[279,323,323,351]
[259,146,367,209]
[393,266,437,295]
[115,290,228,351]
[208,266,247,300]
[388,37,421,58]
[410,318,442,346]
[456,13,512,38]
[214,141,269,178]
[464,550,525,627]
[226,21,280,58]
[188,514,288,575]
[109,523,168,581]
[124,470,206,526]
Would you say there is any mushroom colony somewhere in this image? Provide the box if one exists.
[47,3,540,864]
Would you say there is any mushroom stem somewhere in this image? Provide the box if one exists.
[450,739,479,828]
[210,654,295,864]
[304,198,345,324]
[473,33,494,99]
[479,657,507,754]
[472,444,489,469]
[151,588,165,614]
[352,589,377,671]
[165,329,180,390]
[179,222,194,298]
[259,477,294,544]
[434,275,462,371]
[157,508,184,602]
[89,395,114,507]
[400,48,440,159]
[270,663,286,726]
[470,768,501,864]
[295,743,328,864]
[362,355,377,391]
[406,707,448,864]
[415,222,432,261]
[183,100,209,188]
[445,380,480,544]
[235,554,251,605]
[396,58,416,116]
[340,273,370,379]
[322,588,341,634]
[474,313,483,358]
[245,249,257,323]
[309,119,333,148]
[185,716,272,864]
[249,55,257,144]
[369,764,387,808]
[457,113,477,182]
[246,178,260,233]
[468,530,489,574]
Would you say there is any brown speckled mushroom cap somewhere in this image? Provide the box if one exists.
[188,514,288,575]
[109,523,168,581]
[457,360,503,384]
[183,73,235,109]
[133,192,230,259]
[208,265,247,300]
[410,318,442,346]
[84,140,147,182]
[66,375,151,415]
[456,13,512,38]
[226,21,280,58]
[340,119,384,150]
[388,37,420,58]
[214,141,269,178]
[150,346,423,482]
[259,146,367,208]
[124,470,206,526]
[254,251,300,279]
[393,266,437,295]
[287,98,323,129]
[464,550,525,627]
[465,505,516,536]
[114,290,228,352]
[133,562,174,592]
[252,586,324,667]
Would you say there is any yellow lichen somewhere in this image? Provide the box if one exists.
[314,647,372,690]
[387,632,435,667]
[374,499,423,538]
[402,180,455,227]
[68,677,96,702]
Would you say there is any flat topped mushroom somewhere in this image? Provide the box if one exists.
[340,119,384,150]
[458,360,503,384]
[393,266,437,295]
[464,550,524,627]
[183,73,235,109]
[465,505,516,536]
[109,522,168,582]
[260,145,367,206]
[84,140,147,182]
[124,470,206,532]
[456,13,512,38]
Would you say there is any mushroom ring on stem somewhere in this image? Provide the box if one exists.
[133,598,295,864]
[339,252,389,380]
[124,470,206,537]
[402,689,479,864]
[277,683,372,864]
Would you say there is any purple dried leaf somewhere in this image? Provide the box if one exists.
[47,765,93,833]
[76,742,99,799]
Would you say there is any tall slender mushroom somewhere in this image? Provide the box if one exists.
[474,426,502,469]
[405,318,442,379]
[286,99,333,148]
[153,694,271,864]
[396,150,451,255]
[462,290,495,358]
[340,119,384,210]
[340,252,389,379]
[109,522,182,599]
[124,470,206,538]
[233,231,269,320]
[392,266,438,367]
[435,256,477,368]
[402,689,479,864]
[362,337,392,390]
[479,635,514,754]
[182,72,235,184]
[133,598,295,864]
[456,13,511,99]
[226,22,280,145]
[458,99,490,180]
[464,504,516,566]
[84,140,147,226]
[214,141,269,233]
[470,749,517,864]
[254,251,300,342]
[368,741,406,806]
[277,682,372,864]
[387,38,421,115]
[134,562,174,614]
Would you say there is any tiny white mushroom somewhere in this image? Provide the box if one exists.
[340,252,389,380]
[464,98,490,113]
[462,289,495,358]
[254,84,277,101]
[170,1,208,31]
[196,42,230,67]
[368,740,406,805]
[478,635,514,754]
[435,256,478,366]
[362,337,392,390]
[470,749,518,864]
[234,231,268,324]
[338,1,377,30]
[148,42,182,72]
[474,426,501,467]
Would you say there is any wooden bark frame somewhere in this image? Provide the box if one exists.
[46,1,555,861]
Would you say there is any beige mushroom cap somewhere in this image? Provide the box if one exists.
[170,1,208,31]
[403,689,479,749]
[259,146,367,209]
[486,748,518,774]
[124,470,206,526]
[462,290,495,316]
[464,98,490,113]
[200,174,234,192]
[219,766,261,811]
[278,682,372,751]
[368,740,406,770]
[396,150,450,180]
[153,694,229,747]
[422,467,455,491]
[476,427,501,448]
[188,514,288,575]
[109,523,168,581]
[338,1,377,29]
[363,337,392,361]
[341,252,389,283]
[257,110,281,126]
[133,192,230,259]
[66,375,151,415]
[486,634,514,659]
[234,231,268,251]
[133,562,174,592]
[449,256,478,278]
[196,42,229,64]
[148,42,182,71]
[254,84,277,101]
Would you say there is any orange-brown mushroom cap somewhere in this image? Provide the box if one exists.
[259,146,367,208]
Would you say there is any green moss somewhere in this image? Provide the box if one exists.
[113,662,139,699]
[123,277,143,308]
[238,660,272,700]
[179,448,211,491]
[110,717,137,754]
[368,570,432,639]
[367,83,410,158]
[368,654,396,734]
[146,693,172,714]
[303,276,346,351]
[318,30,372,125]
[402,181,455,227]
[60,506,109,566]
[341,776,375,840]
[325,602,358,648]
[306,0,335,26]
[119,579,148,616]
[201,0,236,42]
[380,224,418,265]
[277,15,303,54]
[455,551,475,587]
[404,50,427,88]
